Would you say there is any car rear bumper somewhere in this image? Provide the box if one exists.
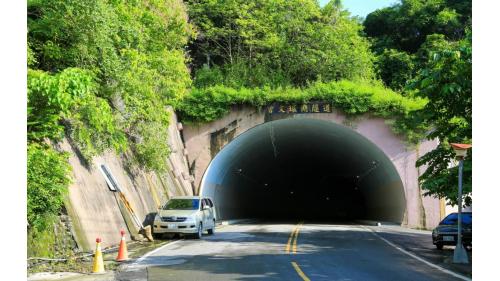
[153,221,198,234]
[432,234,472,245]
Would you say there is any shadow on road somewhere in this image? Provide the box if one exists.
[117,222,471,281]
[369,227,472,278]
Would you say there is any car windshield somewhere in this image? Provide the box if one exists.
[439,213,472,226]
[162,199,200,210]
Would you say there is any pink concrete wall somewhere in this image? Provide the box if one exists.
[182,106,441,229]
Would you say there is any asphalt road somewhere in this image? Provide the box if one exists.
[116,222,471,281]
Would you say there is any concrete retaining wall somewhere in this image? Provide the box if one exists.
[57,108,193,250]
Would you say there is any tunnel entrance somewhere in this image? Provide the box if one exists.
[200,118,406,223]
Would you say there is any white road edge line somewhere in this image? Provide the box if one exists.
[363,226,471,281]
[135,239,184,264]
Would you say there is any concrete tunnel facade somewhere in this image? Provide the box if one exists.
[199,118,406,223]
[182,106,442,228]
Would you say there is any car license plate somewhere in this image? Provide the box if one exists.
[167,224,176,229]
[443,236,454,241]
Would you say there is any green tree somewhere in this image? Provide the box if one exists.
[187,0,375,87]
[375,49,415,91]
[364,0,470,53]
[27,1,195,257]
[28,0,193,171]
[27,143,72,232]
[114,49,177,172]
[414,34,454,66]
[28,68,127,160]
[363,0,471,90]
[28,0,193,100]
[409,32,472,206]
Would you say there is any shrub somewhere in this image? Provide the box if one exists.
[27,143,71,232]
[28,68,127,160]
[177,80,426,123]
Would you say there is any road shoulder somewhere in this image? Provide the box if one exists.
[363,224,472,279]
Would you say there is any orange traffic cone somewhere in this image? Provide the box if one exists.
[92,238,105,274]
[116,230,128,261]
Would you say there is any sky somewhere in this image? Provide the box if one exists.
[319,0,398,18]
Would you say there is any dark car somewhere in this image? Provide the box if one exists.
[432,212,472,250]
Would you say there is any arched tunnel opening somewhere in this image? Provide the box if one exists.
[200,118,406,223]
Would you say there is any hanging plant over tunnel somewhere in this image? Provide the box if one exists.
[176,80,428,142]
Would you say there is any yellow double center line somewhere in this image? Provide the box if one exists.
[285,222,303,254]
[286,222,310,281]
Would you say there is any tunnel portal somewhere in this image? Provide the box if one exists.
[200,118,406,223]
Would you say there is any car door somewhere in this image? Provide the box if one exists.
[205,198,214,228]
[201,199,209,229]
[207,198,215,227]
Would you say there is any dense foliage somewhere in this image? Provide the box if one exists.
[375,49,416,92]
[28,68,127,160]
[27,143,72,231]
[187,0,375,88]
[363,0,472,205]
[28,0,193,171]
[178,80,426,124]
[27,0,193,246]
[364,0,470,53]
[364,0,471,91]
[409,33,472,206]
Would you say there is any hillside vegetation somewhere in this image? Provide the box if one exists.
[27,0,193,256]
[363,0,472,205]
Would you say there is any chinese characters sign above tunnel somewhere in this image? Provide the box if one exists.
[267,102,333,114]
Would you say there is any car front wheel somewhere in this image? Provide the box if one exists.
[207,220,215,235]
[194,223,203,239]
[435,243,443,250]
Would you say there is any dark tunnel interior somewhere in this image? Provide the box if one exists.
[200,118,406,223]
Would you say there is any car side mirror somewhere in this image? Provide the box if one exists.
[203,205,210,210]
